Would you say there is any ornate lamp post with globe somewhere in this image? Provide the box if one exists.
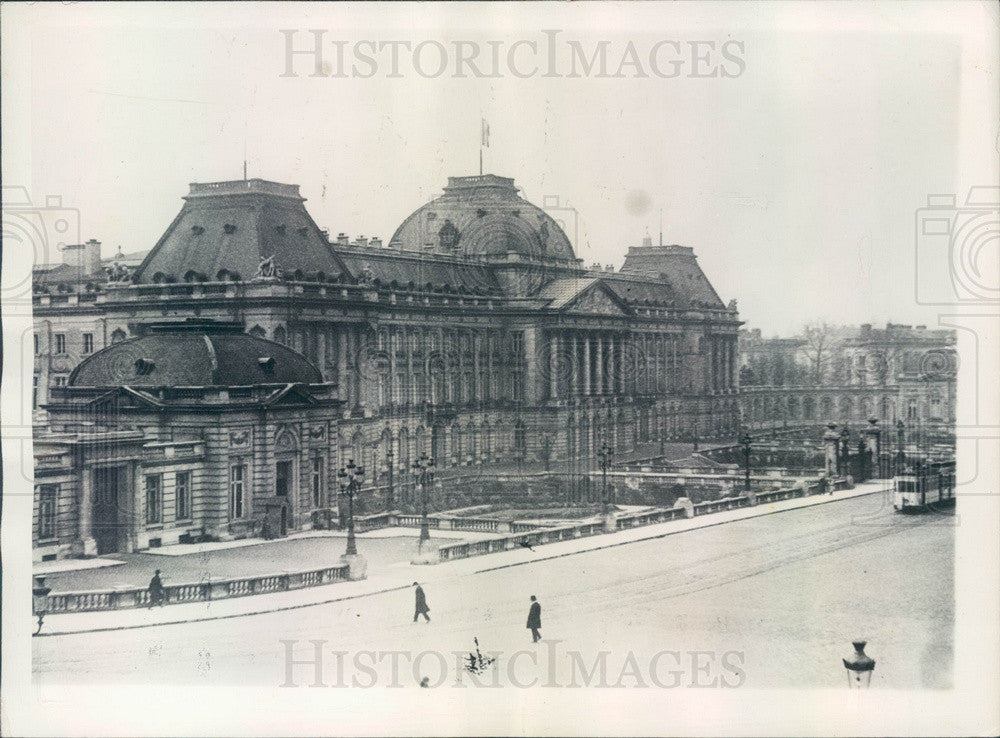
[598,443,614,513]
[412,452,435,549]
[337,459,364,556]
[741,431,753,493]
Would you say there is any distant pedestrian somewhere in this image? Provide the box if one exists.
[526,595,542,642]
[413,581,430,623]
[148,569,165,608]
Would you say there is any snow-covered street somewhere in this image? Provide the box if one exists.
[33,492,954,689]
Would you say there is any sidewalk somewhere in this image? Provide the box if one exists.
[36,528,501,593]
[35,480,891,636]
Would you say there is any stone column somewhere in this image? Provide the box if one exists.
[583,335,592,397]
[73,464,98,557]
[523,327,541,404]
[570,334,579,397]
[646,333,656,394]
[608,335,618,395]
[549,332,559,400]
[618,335,627,395]
[595,335,605,395]
[337,329,349,410]
[315,328,326,379]
[354,327,364,408]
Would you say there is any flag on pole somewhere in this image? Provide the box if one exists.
[481,118,490,148]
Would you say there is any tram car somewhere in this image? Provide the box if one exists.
[893,460,956,513]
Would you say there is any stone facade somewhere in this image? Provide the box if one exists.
[739,323,956,428]
[32,174,742,555]
[32,321,342,561]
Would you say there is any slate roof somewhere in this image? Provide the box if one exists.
[69,320,323,387]
[132,180,349,284]
[338,249,501,294]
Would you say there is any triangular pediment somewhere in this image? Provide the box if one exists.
[562,282,631,316]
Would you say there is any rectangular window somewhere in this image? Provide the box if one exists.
[311,457,324,508]
[175,471,191,520]
[54,334,66,355]
[33,375,38,409]
[230,462,246,519]
[145,474,162,525]
[38,485,57,539]
[82,333,94,354]
[275,460,292,497]
[34,334,39,355]
[53,375,68,387]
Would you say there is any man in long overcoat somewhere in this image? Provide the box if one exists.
[413,581,430,623]
[526,595,542,642]
[148,569,165,608]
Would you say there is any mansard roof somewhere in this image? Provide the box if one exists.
[69,319,324,387]
[617,245,725,308]
[132,179,350,284]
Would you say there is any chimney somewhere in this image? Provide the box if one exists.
[62,239,102,275]
[370,237,383,248]
[642,234,653,247]
[604,264,614,273]
[355,235,368,248]
[590,262,602,272]
[337,233,349,245]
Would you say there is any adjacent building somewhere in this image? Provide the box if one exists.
[739,323,956,428]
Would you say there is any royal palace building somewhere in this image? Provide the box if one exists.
[32,173,741,558]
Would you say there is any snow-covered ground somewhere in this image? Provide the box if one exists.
[33,491,954,689]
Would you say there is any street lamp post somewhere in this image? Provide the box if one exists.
[32,576,51,636]
[412,452,435,548]
[337,459,365,556]
[385,448,395,513]
[741,431,753,492]
[896,419,906,476]
[843,640,876,688]
[598,443,613,513]
[839,426,850,477]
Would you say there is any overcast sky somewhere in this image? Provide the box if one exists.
[3,2,996,335]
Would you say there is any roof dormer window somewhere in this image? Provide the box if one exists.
[258,357,275,375]
[134,358,155,376]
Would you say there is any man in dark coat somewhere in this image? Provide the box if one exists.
[413,581,430,623]
[526,595,542,642]
[148,569,165,608]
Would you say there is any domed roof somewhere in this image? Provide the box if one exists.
[69,320,323,387]
[389,175,576,262]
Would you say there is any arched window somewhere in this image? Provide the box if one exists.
[110,328,127,345]
[273,326,287,345]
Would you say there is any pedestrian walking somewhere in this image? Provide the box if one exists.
[148,569,165,608]
[526,595,542,642]
[413,581,430,623]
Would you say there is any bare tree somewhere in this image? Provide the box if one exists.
[800,322,839,385]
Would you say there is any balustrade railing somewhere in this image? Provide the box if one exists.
[43,562,350,613]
